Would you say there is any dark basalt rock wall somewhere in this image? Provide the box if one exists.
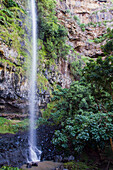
[0,43,29,114]
[0,132,28,168]
[0,126,55,168]
[0,124,74,168]
[0,49,72,116]
[0,64,28,114]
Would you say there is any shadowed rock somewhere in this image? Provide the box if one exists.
[26,162,38,168]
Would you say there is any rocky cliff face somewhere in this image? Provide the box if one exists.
[0,43,28,114]
[0,0,113,115]
[54,0,113,90]
[56,0,113,58]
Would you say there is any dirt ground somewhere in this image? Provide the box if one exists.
[21,161,62,170]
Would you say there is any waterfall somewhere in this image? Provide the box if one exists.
[28,0,41,162]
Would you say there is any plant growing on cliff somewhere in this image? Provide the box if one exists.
[0,0,29,70]
[84,27,113,104]
[80,23,86,32]
[73,15,80,23]
[0,117,29,134]
[38,0,70,60]
[3,0,18,8]
[101,28,113,55]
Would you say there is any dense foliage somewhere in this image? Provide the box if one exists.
[41,28,113,156]
[38,0,70,60]
[102,28,113,55]
[83,56,113,102]
[42,80,113,155]
[3,0,18,8]
[0,0,27,68]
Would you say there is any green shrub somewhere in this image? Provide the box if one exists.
[73,15,79,21]
[1,166,21,170]
[42,77,113,155]
[80,23,86,31]
[81,27,85,32]
[64,161,95,170]
[52,112,113,153]
[83,56,113,103]
[0,117,29,134]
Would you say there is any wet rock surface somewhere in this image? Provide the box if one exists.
[37,125,75,163]
[0,132,28,168]
[37,125,62,162]
[0,124,74,168]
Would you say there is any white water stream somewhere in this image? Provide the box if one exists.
[29,0,41,162]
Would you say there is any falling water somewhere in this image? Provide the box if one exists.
[29,0,41,162]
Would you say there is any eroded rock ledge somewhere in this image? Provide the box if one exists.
[0,43,28,114]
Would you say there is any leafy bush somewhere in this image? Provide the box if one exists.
[83,56,113,103]
[41,77,113,155]
[1,166,21,170]
[52,112,113,154]
[46,80,113,154]
[49,80,97,119]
